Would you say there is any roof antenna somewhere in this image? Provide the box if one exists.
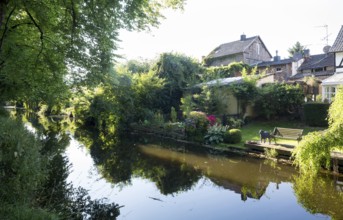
[315,25,330,46]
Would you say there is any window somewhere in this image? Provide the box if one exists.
[324,86,336,102]
[276,67,282,72]
[314,67,324,72]
[256,43,260,55]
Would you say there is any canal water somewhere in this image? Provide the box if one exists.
[64,132,343,220]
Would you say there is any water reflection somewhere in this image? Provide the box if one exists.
[73,129,343,219]
[15,111,121,219]
[15,111,343,220]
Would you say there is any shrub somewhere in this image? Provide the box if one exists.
[151,111,165,127]
[0,117,46,204]
[303,103,329,127]
[170,107,177,122]
[185,111,209,141]
[254,83,304,119]
[204,124,229,144]
[224,129,242,144]
[224,116,244,128]
[264,148,278,159]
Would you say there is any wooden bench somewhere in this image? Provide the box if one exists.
[272,127,303,143]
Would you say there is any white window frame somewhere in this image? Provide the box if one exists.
[323,86,336,102]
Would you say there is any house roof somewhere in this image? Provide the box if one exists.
[256,58,294,67]
[206,36,272,60]
[289,71,335,80]
[298,53,334,71]
[194,77,243,88]
[322,73,343,86]
[330,26,343,52]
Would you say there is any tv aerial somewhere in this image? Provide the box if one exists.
[315,24,331,46]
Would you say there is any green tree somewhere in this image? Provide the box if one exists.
[254,83,304,119]
[0,0,185,107]
[288,41,307,57]
[152,52,202,113]
[294,87,343,174]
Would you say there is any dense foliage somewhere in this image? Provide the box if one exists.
[202,62,251,81]
[0,0,184,110]
[294,87,343,174]
[0,116,46,205]
[303,103,329,127]
[254,83,304,119]
[184,111,209,142]
[152,53,202,114]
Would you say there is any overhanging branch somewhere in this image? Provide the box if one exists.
[0,4,15,52]
[24,6,44,62]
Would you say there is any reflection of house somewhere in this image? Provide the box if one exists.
[204,34,272,67]
[322,25,343,102]
[210,178,267,201]
[256,51,304,82]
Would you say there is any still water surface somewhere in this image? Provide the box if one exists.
[65,134,343,220]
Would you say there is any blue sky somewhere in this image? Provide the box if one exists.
[118,0,343,62]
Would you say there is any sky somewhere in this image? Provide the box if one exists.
[117,0,343,62]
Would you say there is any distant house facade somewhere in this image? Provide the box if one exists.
[203,34,272,67]
[286,49,335,100]
[256,51,304,82]
[290,51,335,82]
[322,25,343,102]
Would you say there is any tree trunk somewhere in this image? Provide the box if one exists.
[0,0,8,30]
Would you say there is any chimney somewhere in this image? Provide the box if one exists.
[303,49,310,58]
[240,34,246,41]
[293,52,302,61]
[273,50,280,61]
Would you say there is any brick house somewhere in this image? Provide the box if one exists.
[203,34,272,67]
[255,51,304,82]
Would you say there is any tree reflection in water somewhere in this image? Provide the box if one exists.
[75,126,343,220]
[20,112,120,219]
[293,173,343,220]
[20,112,343,220]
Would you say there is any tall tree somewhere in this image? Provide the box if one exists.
[152,52,202,113]
[0,0,185,105]
[288,41,307,57]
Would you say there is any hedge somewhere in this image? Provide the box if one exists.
[224,129,242,144]
[303,103,329,127]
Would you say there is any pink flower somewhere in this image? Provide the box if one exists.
[207,115,216,126]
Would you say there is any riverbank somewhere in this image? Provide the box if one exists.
[131,127,343,175]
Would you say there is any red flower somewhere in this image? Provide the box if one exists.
[207,115,216,126]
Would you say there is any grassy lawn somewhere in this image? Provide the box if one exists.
[235,119,327,148]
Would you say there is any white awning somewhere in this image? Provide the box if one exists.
[322,73,343,86]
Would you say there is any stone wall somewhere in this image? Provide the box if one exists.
[244,38,271,65]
